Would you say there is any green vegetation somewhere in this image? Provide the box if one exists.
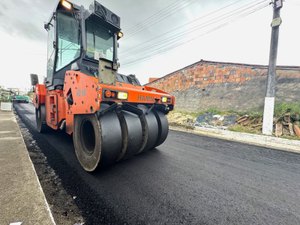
[175,102,300,119]
[176,108,232,117]
[170,102,300,139]
[274,102,300,117]
[0,89,12,103]
[228,124,260,134]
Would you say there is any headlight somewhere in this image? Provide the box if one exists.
[61,0,72,10]
[117,92,128,100]
[161,97,168,103]
[117,31,124,39]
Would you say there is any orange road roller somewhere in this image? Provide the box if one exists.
[31,0,175,172]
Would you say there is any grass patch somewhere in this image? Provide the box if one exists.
[228,124,260,134]
[274,102,300,117]
[170,104,300,140]
[175,102,300,119]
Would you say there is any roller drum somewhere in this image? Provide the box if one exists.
[99,111,122,166]
[137,105,159,152]
[153,110,169,147]
[74,104,170,172]
[117,110,143,160]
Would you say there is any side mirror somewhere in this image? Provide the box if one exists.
[44,23,49,31]
[30,74,39,86]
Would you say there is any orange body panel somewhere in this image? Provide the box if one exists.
[35,70,174,135]
[63,71,100,134]
[33,84,46,108]
[45,90,66,130]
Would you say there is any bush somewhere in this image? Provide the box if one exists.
[274,102,300,117]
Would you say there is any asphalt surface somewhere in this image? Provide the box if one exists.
[15,103,300,225]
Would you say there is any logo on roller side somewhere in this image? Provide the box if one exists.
[137,95,155,102]
[76,89,86,97]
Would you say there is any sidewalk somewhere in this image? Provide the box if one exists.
[170,126,300,154]
[0,110,55,225]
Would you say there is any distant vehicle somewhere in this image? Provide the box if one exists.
[13,95,30,103]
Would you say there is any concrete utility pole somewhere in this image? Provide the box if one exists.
[262,0,283,135]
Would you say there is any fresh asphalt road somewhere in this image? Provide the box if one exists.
[15,103,300,225]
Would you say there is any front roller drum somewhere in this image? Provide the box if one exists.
[137,105,169,153]
[73,106,170,172]
[117,110,143,161]
[73,112,123,172]
[73,114,102,172]
[154,110,169,147]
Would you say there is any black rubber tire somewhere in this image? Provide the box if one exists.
[73,114,102,172]
[36,105,48,133]
[116,110,143,161]
[154,110,169,147]
[137,105,159,152]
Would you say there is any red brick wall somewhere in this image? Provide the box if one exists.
[148,60,300,112]
[148,78,159,83]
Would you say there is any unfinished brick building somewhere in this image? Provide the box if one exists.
[148,60,300,112]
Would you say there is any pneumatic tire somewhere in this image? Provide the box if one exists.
[36,105,48,133]
[73,114,102,172]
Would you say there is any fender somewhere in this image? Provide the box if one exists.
[63,71,101,134]
[33,84,46,108]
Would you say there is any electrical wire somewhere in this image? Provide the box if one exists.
[121,0,268,58]
[121,0,246,55]
[121,0,268,60]
[123,1,186,32]
[125,0,198,38]
[120,0,266,55]
[121,1,270,67]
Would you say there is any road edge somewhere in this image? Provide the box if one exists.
[14,111,57,225]
[170,126,300,154]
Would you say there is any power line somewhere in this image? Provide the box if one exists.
[125,0,198,38]
[124,1,186,32]
[144,0,268,52]
[121,0,268,64]
[125,0,196,36]
[121,2,269,67]
[121,0,264,57]
[122,3,269,67]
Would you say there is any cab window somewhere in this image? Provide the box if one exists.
[86,19,114,62]
[55,13,81,71]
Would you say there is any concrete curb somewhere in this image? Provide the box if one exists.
[0,110,56,225]
[16,115,57,225]
[170,126,300,154]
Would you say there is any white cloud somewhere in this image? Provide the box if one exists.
[0,0,299,89]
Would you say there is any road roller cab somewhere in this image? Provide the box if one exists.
[32,0,175,172]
